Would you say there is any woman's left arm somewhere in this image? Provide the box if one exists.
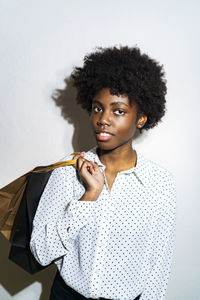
[140,173,177,300]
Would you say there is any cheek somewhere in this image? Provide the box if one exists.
[117,118,137,135]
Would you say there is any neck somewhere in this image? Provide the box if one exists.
[97,142,137,172]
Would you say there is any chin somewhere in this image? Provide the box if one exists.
[96,141,120,152]
[96,142,112,150]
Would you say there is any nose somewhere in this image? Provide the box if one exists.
[96,110,111,126]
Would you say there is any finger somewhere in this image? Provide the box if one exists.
[87,161,99,172]
[76,157,83,170]
[77,157,96,171]
[79,160,95,175]
[76,157,90,172]
[79,160,91,173]
[73,152,84,160]
[75,155,86,170]
[89,161,100,172]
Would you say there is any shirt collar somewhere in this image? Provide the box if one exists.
[85,146,151,186]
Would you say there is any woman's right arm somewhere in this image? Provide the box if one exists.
[30,166,97,266]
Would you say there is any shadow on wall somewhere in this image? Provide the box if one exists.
[0,76,145,299]
[52,77,96,152]
[0,234,56,299]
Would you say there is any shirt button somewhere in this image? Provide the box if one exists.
[95,269,100,273]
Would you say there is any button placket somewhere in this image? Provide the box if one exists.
[90,188,114,297]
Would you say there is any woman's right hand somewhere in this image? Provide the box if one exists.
[73,152,104,201]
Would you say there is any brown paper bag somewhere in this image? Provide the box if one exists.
[0,155,78,242]
[0,154,79,274]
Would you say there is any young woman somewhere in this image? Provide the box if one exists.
[30,46,176,300]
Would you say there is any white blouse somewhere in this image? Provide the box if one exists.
[30,147,176,300]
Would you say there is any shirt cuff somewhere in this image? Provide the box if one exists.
[56,200,96,249]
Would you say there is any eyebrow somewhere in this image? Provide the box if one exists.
[92,99,129,107]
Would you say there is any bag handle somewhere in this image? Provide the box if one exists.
[31,152,80,173]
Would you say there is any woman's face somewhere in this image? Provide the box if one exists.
[90,88,147,151]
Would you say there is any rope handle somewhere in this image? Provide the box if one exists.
[50,152,80,169]
[32,152,81,173]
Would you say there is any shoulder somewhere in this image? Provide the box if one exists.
[60,147,97,163]
[59,152,76,162]
[138,151,175,184]
[54,148,96,176]
[59,147,96,161]
[137,151,176,206]
[50,152,78,180]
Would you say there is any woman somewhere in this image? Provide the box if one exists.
[30,46,176,300]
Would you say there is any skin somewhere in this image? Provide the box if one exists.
[74,88,147,200]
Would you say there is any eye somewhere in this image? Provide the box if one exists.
[114,109,125,115]
[92,106,102,113]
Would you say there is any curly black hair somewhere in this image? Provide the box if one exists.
[71,46,167,132]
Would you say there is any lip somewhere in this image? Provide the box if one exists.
[95,131,114,142]
[96,130,114,135]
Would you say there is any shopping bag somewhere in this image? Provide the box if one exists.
[0,154,79,273]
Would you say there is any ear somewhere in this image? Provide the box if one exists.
[136,114,147,129]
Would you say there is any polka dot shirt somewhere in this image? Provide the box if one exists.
[30,147,176,300]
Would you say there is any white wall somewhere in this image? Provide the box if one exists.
[0,0,199,299]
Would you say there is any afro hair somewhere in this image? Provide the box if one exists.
[71,46,167,132]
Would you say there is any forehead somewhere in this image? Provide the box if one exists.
[93,88,131,106]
